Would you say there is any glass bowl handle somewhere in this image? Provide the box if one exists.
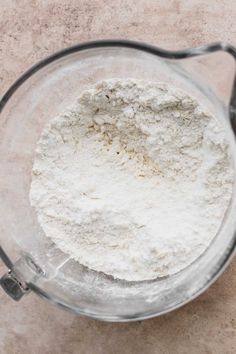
[148,41,236,134]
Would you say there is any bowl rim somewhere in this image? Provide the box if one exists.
[0,39,177,112]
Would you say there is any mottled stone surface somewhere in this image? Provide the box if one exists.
[0,1,236,353]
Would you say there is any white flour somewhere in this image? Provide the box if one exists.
[30,79,233,281]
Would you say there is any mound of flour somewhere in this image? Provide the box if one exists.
[30,79,233,281]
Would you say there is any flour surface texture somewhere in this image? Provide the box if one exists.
[30,79,233,281]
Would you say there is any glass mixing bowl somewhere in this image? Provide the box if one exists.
[1,40,236,321]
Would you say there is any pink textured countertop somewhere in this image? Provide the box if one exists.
[0,1,236,353]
